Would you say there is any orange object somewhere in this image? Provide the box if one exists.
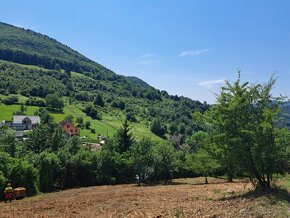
[14,187,26,199]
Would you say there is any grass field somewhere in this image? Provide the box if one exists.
[0,104,39,121]
[1,177,289,218]
[0,100,163,142]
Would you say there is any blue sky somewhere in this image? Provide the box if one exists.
[1,0,290,103]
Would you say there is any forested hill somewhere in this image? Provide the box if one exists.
[0,21,209,140]
[0,22,117,78]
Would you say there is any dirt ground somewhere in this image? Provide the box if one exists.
[1,178,289,218]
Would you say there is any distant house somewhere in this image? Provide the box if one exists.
[10,115,40,131]
[59,120,80,137]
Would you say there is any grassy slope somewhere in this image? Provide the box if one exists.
[0,61,164,142]
[0,104,39,121]
[0,102,163,142]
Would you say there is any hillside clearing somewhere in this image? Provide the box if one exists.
[1,178,289,218]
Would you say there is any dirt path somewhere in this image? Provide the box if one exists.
[1,178,288,218]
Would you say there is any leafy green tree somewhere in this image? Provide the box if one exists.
[0,126,16,157]
[187,148,219,184]
[83,104,100,120]
[36,108,54,124]
[45,94,64,110]
[150,119,166,138]
[168,123,178,135]
[25,123,65,153]
[152,143,176,183]
[9,159,39,196]
[115,119,134,153]
[64,115,74,122]
[38,151,61,192]
[85,121,91,129]
[94,93,105,107]
[185,131,208,152]
[208,74,282,190]
[274,128,290,174]
[131,139,154,185]
[76,116,84,127]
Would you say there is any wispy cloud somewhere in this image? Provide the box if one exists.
[179,49,209,57]
[140,54,153,58]
[137,59,162,65]
[198,77,226,88]
[136,53,162,65]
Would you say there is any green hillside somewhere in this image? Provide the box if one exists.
[0,22,209,142]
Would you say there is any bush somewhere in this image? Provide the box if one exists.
[9,159,39,196]
[111,100,125,110]
[1,96,18,105]
[26,98,46,107]
[83,104,100,120]
[45,94,64,110]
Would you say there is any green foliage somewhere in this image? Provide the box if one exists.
[83,104,100,120]
[85,121,91,129]
[150,119,166,138]
[1,96,18,105]
[206,74,285,190]
[151,143,177,182]
[45,94,64,110]
[94,93,104,107]
[187,148,219,184]
[9,159,39,196]
[26,98,46,107]
[131,139,154,185]
[76,116,84,127]
[115,119,134,153]
[0,62,68,97]
[25,123,66,153]
[0,126,16,157]
[38,151,61,192]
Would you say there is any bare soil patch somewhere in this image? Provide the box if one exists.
[1,178,289,218]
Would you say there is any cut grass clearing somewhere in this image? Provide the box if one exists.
[1,177,289,218]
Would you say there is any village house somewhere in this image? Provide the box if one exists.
[10,116,41,131]
[4,115,41,139]
[59,120,80,137]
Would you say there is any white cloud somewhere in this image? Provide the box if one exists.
[198,77,226,88]
[136,53,162,65]
[179,49,209,57]
[136,59,162,65]
[140,54,153,58]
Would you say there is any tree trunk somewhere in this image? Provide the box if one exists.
[205,176,208,184]
[227,163,234,182]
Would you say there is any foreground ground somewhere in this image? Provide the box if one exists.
[1,177,289,218]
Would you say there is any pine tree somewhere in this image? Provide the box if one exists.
[94,93,105,107]
[115,119,134,153]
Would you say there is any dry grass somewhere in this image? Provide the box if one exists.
[1,177,289,218]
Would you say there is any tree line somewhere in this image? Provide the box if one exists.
[0,75,289,198]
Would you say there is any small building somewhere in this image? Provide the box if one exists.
[59,120,80,137]
[10,116,40,131]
